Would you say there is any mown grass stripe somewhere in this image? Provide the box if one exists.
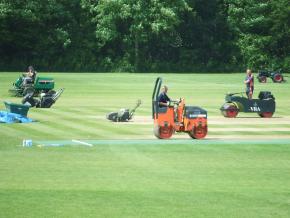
[43,119,103,138]
[7,122,65,139]
[208,131,290,136]
[19,122,88,140]
[35,139,290,147]
[34,108,151,136]
[30,111,152,140]
[0,124,33,140]
[209,127,290,132]
[209,124,290,128]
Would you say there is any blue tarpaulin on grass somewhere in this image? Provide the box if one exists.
[0,111,33,123]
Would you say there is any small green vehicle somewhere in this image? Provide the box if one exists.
[220,91,276,118]
[9,75,55,97]
[257,69,286,83]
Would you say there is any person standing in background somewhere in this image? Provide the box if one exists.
[244,69,254,99]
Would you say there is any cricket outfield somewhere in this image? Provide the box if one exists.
[0,73,290,217]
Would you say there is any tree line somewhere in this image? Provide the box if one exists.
[0,0,289,72]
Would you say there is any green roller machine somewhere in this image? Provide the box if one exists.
[220,91,276,118]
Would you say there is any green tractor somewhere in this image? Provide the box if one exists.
[257,69,286,83]
[9,75,55,97]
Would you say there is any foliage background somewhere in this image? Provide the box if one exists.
[0,0,289,72]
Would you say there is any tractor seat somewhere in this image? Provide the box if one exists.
[25,78,34,84]
[158,107,168,114]
[258,91,275,100]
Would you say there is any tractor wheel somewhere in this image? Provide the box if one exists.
[221,104,239,118]
[154,125,173,139]
[273,73,283,83]
[188,125,208,139]
[258,76,267,83]
[258,112,273,118]
[23,87,35,96]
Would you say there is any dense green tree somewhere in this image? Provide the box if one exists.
[83,0,239,72]
[174,0,239,71]
[0,0,288,72]
[0,0,97,71]
[83,0,191,71]
[227,0,290,71]
[269,0,290,70]
[0,0,69,70]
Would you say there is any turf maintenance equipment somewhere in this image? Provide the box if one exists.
[106,100,141,122]
[0,101,33,123]
[9,75,55,97]
[220,91,275,118]
[152,77,207,139]
[22,88,64,108]
[257,69,286,83]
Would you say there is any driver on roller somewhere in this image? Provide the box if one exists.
[158,85,171,107]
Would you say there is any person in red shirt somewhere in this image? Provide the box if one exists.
[244,69,254,99]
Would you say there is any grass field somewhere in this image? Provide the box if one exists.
[0,72,290,217]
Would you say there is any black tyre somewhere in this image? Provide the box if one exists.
[272,73,283,83]
[258,112,274,118]
[258,76,267,83]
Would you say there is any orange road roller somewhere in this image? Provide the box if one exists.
[152,77,208,139]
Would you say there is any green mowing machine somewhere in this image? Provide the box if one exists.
[220,91,275,118]
[106,100,141,122]
[22,88,64,108]
[9,75,55,97]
